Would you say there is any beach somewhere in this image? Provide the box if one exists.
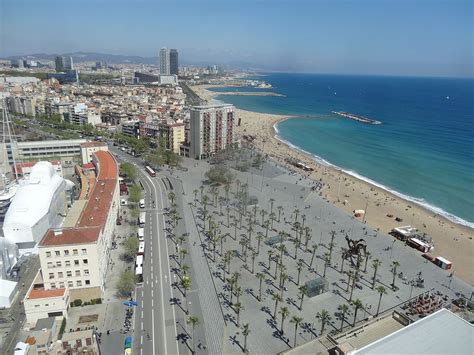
[192,84,474,285]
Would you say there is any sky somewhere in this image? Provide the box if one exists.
[0,0,472,77]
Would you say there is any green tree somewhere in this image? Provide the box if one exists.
[337,304,351,331]
[371,259,382,289]
[122,236,139,260]
[128,184,142,204]
[119,162,137,181]
[117,270,136,296]
[187,315,200,353]
[290,315,303,347]
[391,261,400,289]
[351,299,363,326]
[242,323,250,354]
[279,306,290,334]
[256,272,265,301]
[316,309,331,335]
[272,293,283,319]
[298,285,308,311]
[375,286,387,316]
[205,164,233,185]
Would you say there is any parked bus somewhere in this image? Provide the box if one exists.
[135,255,144,284]
[145,166,156,177]
[137,228,144,241]
[138,241,145,256]
[138,212,146,226]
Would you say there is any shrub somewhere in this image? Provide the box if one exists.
[59,317,67,339]
[95,298,102,304]
[74,299,82,307]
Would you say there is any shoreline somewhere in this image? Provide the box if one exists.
[191,84,474,285]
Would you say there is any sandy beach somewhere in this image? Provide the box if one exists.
[192,84,474,285]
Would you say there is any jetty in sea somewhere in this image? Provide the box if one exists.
[332,111,382,125]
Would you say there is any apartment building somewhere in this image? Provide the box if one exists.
[37,151,119,301]
[189,104,236,159]
[144,120,185,153]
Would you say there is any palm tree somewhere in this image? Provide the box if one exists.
[234,302,244,325]
[269,212,276,229]
[346,270,353,292]
[168,191,176,205]
[371,259,382,289]
[242,323,250,353]
[256,232,264,254]
[309,244,318,269]
[226,206,231,226]
[337,304,351,331]
[279,306,290,333]
[328,242,336,265]
[187,315,200,353]
[349,271,360,302]
[269,198,275,214]
[272,293,283,319]
[290,315,303,347]
[267,250,274,269]
[264,220,271,238]
[199,185,205,201]
[351,299,363,326]
[260,209,267,225]
[250,250,257,274]
[363,251,371,272]
[293,208,300,223]
[323,252,330,278]
[179,249,188,266]
[181,264,189,278]
[279,273,288,298]
[296,259,304,285]
[340,247,347,273]
[303,227,312,251]
[293,238,301,259]
[316,309,331,335]
[277,205,283,222]
[256,272,265,301]
[298,285,308,310]
[181,276,191,314]
[235,286,242,305]
[193,189,198,206]
[375,286,387,316]
[391,261,400,289]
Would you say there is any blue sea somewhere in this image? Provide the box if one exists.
[211,73,474,227]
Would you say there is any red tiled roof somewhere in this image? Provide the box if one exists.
[82,163,95,169]
[39,226,100,246]
[28,288,65,300]
[95,150,117,180]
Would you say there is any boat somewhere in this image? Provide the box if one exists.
[332,111,382,125]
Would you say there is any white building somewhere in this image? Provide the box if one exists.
[3,162,68,251]
[80,141,108,164]
[37,151,119,301]
[6,139,86,164]
[0,279,18,308]
[189,104,236,159]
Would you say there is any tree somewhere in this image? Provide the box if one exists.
[205,164,233,185]
[122,236,139,260]
[234,302,244,325]
[181,276,191,314]
[269,198,275,214]
[242,323,250,353]
[256,272,265,301]
[187,315,200,353]
[309,244,318,269]
[351,299,363,326]
[128,184,142,204]
[323,252,330,278]
[363,251,371,272]
[272,293,283,319]
[337,304,351,331]
[290,315,303,347]
[371,259,382,289]
[279,306,290,334]
[119,162,136,181]
[296,259,304,285]
[130,207,140,220]
[375,286,387,316]
[349,271,360,302]
[117,270,136,296]
[193,189,199,206]
[391,261,400,289]
[277,206,284,222]
[293,208,300,223]
[316,309,332,335]
[298,285,308,310]
[168,191,176,205]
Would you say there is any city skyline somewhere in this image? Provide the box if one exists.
[1,0,472,77]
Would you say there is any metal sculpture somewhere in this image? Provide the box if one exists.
[343,235,367,266]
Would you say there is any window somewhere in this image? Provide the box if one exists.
[49,273,54,279]
[68,281,73,287]
[50,284,55,289]
[55,251,60,257]
[83,259,88,265]
[64,250,69,256]
[46,251,51,258]
[82,248,87,255]
[56,261,62,267]
[74,260,79,266]
[65,261,71,267]
[76,280,82,287]
[85,280,90,285]
[73,249,78,255]
[66,271,72,277]
[47,262,53,269]
[59,282,65,288]
[84,270,90,276]
[58,272,63,278]
[75,270,81,276]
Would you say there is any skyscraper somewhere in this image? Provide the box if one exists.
[55,56,64,72]
[160,48,179,75]
[64,56,74,70]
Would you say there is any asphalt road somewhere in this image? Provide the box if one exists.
[112,148,183,355]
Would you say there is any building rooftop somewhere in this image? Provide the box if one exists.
[351,309,473,355]
[27,288,65,300]
[39,226,100,246]
[80,141,107,148]
[191,104,234,110]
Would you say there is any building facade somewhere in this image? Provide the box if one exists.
[6,139,86,164]
[189,104,236,159]
[160,48,179,75]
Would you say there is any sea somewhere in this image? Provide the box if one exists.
[210,73,474,227]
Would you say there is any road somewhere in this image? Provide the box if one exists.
[112,148,183,355]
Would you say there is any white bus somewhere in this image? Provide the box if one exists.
[135,265,143,284]
[138,241,145,256]
[137,228,144,241]
[145,166,156,177]
[138,212,146,226]
[136,254,143,268]
[139,199,145,208]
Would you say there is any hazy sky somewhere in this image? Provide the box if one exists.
[1,0,472,77]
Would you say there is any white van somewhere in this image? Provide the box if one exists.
[137,228,145,241]
[139,199,145,208]
[138,212,146,226]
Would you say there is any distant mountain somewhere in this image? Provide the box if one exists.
[3,52,158,65]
